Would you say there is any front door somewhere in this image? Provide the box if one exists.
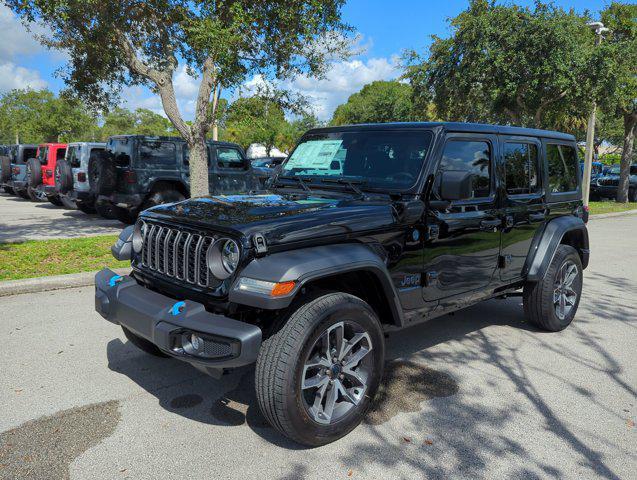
[422,134,502,302]
[499,136,546,281]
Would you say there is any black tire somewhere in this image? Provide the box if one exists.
[60,196,77,209]
[0,156,11,183]
[16,188,30,200]
[523,244,583,332]
[26,158,42,188]
[255,292,385,447]
[95,201,118,220]
[114,206,138,225]
[55,159,73,194]
[47,194,64,207]
[88,152,116,196]
[141,188,186,212]
[629,188,637,203]
[77,200,97,214]
[4,186,15,195]
[122,326,169,358]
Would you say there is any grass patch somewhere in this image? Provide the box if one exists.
[588,201,637,215]
[0,235,128,281]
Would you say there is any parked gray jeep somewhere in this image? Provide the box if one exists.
[96,122,589,446]
[93,135,256,224]
[0,144,39,199]
[55,142,107,213]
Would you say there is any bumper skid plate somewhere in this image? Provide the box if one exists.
[95,268,262,370]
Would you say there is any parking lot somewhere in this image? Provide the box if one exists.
[0,191,122,243]
[0,214,635,479]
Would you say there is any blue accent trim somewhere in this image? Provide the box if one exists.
[108,275,123,287]
[170,301,186,316]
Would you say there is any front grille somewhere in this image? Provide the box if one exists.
[600,178,618,186]
[140,222,216,288]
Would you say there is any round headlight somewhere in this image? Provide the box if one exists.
[132,220,146,253]
[207,238,240,280]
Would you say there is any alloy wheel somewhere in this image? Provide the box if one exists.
[553,260,579,320]
[301,321,374,425]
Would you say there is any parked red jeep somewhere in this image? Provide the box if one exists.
[26,143,68,205]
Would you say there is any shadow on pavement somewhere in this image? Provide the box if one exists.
[105,291,630,478]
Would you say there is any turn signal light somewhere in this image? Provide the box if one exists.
[271,281,296,297]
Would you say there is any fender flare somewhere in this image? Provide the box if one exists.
[525,216,589,282]
[229,243,404,326]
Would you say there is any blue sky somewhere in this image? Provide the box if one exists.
[0,0,613,121]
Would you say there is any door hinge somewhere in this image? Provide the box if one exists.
[426,224,440,241]
[498,254,512,269]
[424,271,439,286]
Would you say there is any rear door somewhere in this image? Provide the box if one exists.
[499,136,546,281]
[210,145,253,194]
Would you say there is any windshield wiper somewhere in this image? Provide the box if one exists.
[277,175,311,192]
[320,178,367,198]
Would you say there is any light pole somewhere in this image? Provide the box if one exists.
[582,21,609,207]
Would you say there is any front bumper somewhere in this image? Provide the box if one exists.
[98,192,143,210]
[95,268,262,372]
[593,185,618,197]
[36,184,57,196]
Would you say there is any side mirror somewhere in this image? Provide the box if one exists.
[439,170,474,201]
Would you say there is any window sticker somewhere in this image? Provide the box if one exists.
[286,140,344,171]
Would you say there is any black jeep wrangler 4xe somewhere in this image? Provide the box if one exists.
[96,123,589,446]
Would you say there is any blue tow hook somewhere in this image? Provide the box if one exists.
[108,275,123,287]
[170,301,186,316]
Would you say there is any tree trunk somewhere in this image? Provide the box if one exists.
[188,138,210,198]
[616,113,636,203]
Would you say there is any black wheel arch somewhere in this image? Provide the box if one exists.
[229,243,405,328]
[147,179,189,198]
[525,215,589,282]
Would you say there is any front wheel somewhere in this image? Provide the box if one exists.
[523,244,583,331]
[255,292,385,447]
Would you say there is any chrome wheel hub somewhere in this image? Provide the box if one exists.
[553,261,579,320]
[301,321,373,425]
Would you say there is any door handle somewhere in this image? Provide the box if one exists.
[479,219,501,232]
[528,212,546,222]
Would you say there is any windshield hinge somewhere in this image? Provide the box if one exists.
[253,233,268,255]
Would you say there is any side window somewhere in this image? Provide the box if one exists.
[217,147,245,169]
[439,140,491,199]
[547,144,578,193]
[67,146,81,168]
[56,148,66,161]
[140,141,177,166]
[504,142,539,195]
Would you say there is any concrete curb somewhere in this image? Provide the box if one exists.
[589,208,637,220]
[0,268,130,297]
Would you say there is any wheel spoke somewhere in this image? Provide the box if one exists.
[338,332,371,362]
[564,265,578,288]
[558,293,566,319]
[322,383,338,423]
[325,322,345,359]
[343,346,371,370]
[302,372,329,390]
[311,381,329,412]
[335,379,358,405]
[304,354,331,370]
[342,367,366,387]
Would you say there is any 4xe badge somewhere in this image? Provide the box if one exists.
[399,274,421,289]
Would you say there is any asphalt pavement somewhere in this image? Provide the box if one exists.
[0,191,122,243]
[0,215,635,479]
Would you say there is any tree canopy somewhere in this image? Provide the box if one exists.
[5,0,352,196]
[404,0,596,130]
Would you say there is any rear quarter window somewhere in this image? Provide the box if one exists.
[140,141,177,166]
[546,143,578,193]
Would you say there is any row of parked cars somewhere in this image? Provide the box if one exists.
[582,160,637,201]
[0,137,284,223]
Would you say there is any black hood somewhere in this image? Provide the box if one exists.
[143,192,398,247]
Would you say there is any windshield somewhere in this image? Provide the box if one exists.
[610,167,620,175]
[281,130,433,190]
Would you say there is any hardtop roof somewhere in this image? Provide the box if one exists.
[305,122,575,141]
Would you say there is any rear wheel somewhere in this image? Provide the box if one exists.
[26,186,42,201]
[47,194,64,207]
[114,207,138,225]
[122,326,169,358]
[141,189,186,211]
[95,201,117,220]
[77,200,97,214]
[629,188,637,203]
[255,292,384,446]
[4,186,15,195]
[523,244,583,331]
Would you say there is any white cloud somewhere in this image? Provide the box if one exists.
[0,6,47,62]
[0,62,47,92]
[240,55,402,121]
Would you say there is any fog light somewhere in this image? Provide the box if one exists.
[191,333,202,351]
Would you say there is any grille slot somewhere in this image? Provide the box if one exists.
[140,222,216,287]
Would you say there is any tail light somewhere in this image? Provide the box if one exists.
[123,170,137,184]
[77,172,87,183]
